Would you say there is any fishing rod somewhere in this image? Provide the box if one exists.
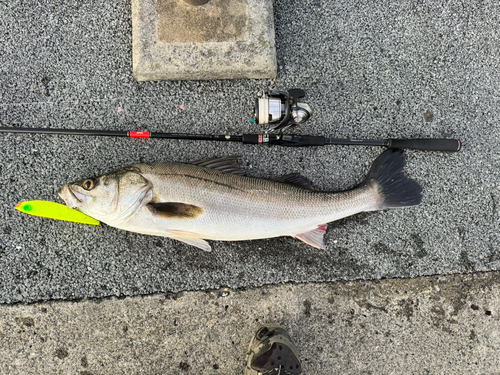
[0,126,460,151]
[0,89,461,152]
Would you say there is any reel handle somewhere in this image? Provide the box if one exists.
[387,139,461,152]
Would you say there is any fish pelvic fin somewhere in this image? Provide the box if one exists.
[362,149,422,210]
[164,230,212,252]
[293,224,327,249]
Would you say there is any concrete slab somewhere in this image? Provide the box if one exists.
[132,0,277,81]
[2,272,500,374]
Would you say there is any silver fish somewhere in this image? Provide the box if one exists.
[58,149,422,251]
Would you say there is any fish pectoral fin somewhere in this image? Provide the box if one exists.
[165,230,212,252]
[293,224,328,249]
[147,202,203,219]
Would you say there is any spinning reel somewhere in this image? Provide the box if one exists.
[253,89,313,133]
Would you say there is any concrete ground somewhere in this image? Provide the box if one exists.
[2,272,500,374]
[1,0,500,373]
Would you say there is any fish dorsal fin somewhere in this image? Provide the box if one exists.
[148,202,204,219]
[191,156,245,175]
[273,173,314,190]
[164,230,212,252]
[293,224,328,249]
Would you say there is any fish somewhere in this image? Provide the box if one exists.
[58,149,422,251]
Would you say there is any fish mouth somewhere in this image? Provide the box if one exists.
[58,185,86,208]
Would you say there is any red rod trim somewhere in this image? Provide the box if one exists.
[129,131,151,138]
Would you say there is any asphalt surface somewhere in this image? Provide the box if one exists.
[0,0,499,305]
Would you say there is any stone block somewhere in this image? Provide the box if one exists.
[132,0,277,81]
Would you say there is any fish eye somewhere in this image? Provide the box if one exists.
[82,178,96,190]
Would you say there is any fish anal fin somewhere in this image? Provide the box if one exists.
[191,156,245,175]
[273,173,314,190]
[148,202,203,219]
[165,230,212,252]
[293,224,328,249]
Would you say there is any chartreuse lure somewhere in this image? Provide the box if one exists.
[15,200,100,225]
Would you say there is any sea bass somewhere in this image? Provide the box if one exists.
[58,149,422,251]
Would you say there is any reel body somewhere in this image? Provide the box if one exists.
[254,89,312,133]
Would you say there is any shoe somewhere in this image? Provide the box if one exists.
[244,324,302,375]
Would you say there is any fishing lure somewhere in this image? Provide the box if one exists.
[15,200,100,225]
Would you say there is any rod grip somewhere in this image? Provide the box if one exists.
[388,139,461,152]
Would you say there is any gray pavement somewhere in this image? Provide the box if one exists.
[1,0,500,373]
[0,0,498,304]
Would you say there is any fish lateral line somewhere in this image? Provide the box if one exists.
[146,171,249,193]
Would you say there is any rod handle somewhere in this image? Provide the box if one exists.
[388,139,461,152]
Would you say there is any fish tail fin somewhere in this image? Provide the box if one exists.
[362,149,422,210]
